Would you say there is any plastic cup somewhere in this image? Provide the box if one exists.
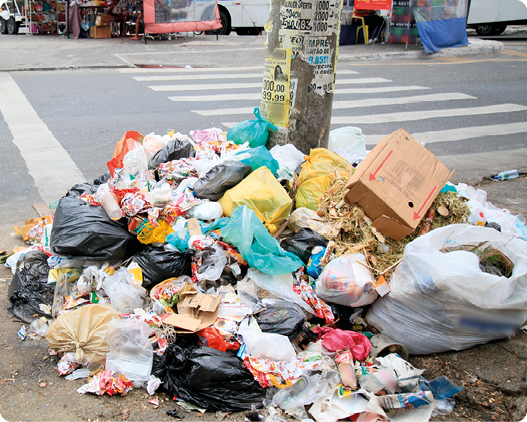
[100,192,122,220]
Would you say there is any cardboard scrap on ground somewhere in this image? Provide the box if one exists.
[13,216,53,241]
[345,129,453,241]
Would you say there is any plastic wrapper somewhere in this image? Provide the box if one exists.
[288,207,337,239]
[366,224,527,355]
[152,344,265,411]
[235,145,280,177]
[298,148,352,186]
[105,318,154,382]
[132,247,193,291]
[46,304,120,364]
[148,138,196,170]
[8,251,54,324]
[255,299,306,340]
[150,276,193,309]
[190,127,225,143]
[193,161,253,201]
[270,144,305,172]
[137,219,174,245]
[313,327,371,361]
[103,268,146,313]
[238,324,296,362]
[186,202,224,221]
[226,107,277,148]
[281,228,328,265]
[316,254,379,308]
[219,167,292,235]
[77,370,133,396]
[107,130,143,177]
[50,196,143,261]
[222,207,304,275]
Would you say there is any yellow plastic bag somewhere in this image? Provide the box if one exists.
[296,171,350,211]
[137,219,174,244]
[298,148,352,185]
[46,304,120,364]
[219,166,292,234]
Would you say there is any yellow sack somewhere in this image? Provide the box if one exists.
[46,304,120,364]
[219,166,292,234]
[298,148,352,185]
[137,219,174,244]
[296,171,350,211]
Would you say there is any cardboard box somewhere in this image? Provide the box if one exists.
[95,14,111,26]
[89,25,111,39]
[345,129,453,241]
[162,293,221,333]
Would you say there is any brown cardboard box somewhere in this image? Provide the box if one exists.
[89,25,111,38]
[345,129,453,241]
[95,14,111,26]
[162,293,221,333]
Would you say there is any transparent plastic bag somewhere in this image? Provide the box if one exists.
[195,243,229,283]
[123,146,148,176]
[316,254,379,307]
[328,126,366,157]
[288,207,337,239]
[186,202,223,220]
[227,107,278,148]
[104,267,146,313]
[105,318,154,382]
[366,224,527,354]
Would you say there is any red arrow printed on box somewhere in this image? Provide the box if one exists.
[369,150,393,181]
[413,186,437,220]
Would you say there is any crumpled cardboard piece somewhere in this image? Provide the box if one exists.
[162,292,221,333]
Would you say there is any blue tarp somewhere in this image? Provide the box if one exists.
[416,17,469,54]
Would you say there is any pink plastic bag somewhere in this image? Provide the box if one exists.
[314,327,371,361]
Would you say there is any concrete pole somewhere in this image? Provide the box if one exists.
[261,0,343,152]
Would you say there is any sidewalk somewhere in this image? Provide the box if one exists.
[0,28,505,71]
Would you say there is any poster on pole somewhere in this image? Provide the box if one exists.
[355,0,392,10]
[260,48,292,128]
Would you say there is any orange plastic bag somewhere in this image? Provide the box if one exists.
[196,327,240,352]
[107,131,144,177]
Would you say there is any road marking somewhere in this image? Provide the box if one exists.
[364,122,527,145]
[502,49,527,57]
[0,74,85,204]
[192,93,475,116]
[168,85,431,102]
[134,69,357,82]
[149,77,392,92]
[119,66,264,73]
[331,103,527,125]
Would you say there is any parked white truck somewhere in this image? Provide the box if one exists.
[467,0,527,35]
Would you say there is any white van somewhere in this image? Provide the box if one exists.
[467,0,527,35]
[210,0,270,35]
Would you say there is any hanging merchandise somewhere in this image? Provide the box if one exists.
[219,167,292,235]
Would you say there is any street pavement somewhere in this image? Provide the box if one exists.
[0,27,507,71]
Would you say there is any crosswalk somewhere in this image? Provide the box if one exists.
[118,65,527,148]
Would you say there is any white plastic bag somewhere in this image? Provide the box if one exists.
[123,147,148,176]
[105,318,153,382]
[143,132,172,160]
[316,254,378,307]
[104,268,146,313]
[328,127,366,157]
[366,224,527,355]
[270,144,306,171]
[186,202,223,220]
[238,324,296,362]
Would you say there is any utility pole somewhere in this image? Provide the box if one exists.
[261,0,343,151]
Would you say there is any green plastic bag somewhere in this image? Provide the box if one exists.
[235,146,280,177]
[222,206,304,275]
[227,108,278,148]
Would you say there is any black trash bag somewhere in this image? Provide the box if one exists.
[132,247,193,291]
[8,251,54,324]
[153,344,265,411]
[148,139,195,170]
[93,171,111,185]
[255,299,306,340]
[281,228,328,264]
[65,183,98,198]
[193,161,253,201]
[50,196,143,261]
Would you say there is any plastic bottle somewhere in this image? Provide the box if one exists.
[494,170,519,180]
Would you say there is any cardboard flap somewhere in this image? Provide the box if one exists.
[372,215,413,241]
[199,295,221,312]
[163,313,201,332]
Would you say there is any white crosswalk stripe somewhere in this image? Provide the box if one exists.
[126,65,527,147]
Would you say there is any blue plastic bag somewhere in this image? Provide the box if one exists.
[235,146,280,177]
[227,108,278,148]
[166,228,190,252]
[221,206,303,275]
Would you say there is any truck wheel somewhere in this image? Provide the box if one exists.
[7,17,18,35]
[475,24,493,36]
[206,9,230,36]
[0,18,7,34]
[490,24,507,35]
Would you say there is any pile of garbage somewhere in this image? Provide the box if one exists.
[5,114,527,422]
